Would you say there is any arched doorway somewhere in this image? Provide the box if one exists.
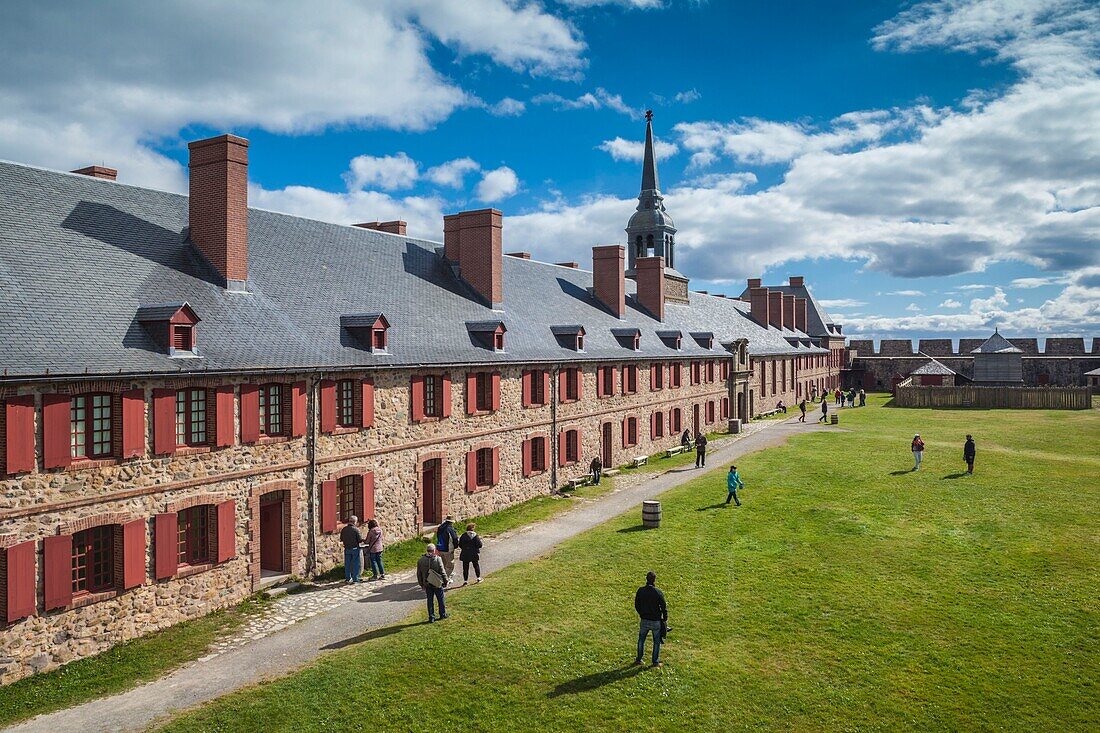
[259,490,287,575]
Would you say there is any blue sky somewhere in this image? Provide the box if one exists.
[1,0,1097,341]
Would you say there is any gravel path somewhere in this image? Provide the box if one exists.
[6,416,819,733]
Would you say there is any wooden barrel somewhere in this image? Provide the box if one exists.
[830,414,839,425]
[642,500,662,528]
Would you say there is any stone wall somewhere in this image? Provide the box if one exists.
[851,355,1100,389]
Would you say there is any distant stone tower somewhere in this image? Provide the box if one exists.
[626,111,689,303]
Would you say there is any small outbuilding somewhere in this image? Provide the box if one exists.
[970,330,1023,385]
[909,355,957,386]
[1086,367,1100,389]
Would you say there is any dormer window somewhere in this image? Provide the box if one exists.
[612,328,641,351]
[466,321,507,352]
[551,325,586,352]
[137,302,201,357]
[691,331,714,350]
[657,330,682,350]
[341,313,391,353]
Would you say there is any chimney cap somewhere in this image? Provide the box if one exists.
[187,133,250,151]
[71,165,118,181]
[505,251,531,259]
[555,261,580,269]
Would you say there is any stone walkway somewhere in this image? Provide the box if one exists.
[7,416,821,733]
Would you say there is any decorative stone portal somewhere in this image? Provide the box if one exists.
[259,492,286,574]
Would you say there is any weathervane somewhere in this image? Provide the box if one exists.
[645,109,653,121]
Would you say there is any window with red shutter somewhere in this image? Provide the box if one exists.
[44,534,73,610]
[2,540,36,623]
[174,388,209,446]
[216,500,236,562]
[530,436,546,473]
[4,396,35,474]
[172,325,194,352]
[337,475,359,522]
[474,447,492,488]
[71,393,114,459]
[258,384,284,436]
[360,473,375,520]
[360,378,375,428]
[336,380,356,427]
[177,506,212,566]
[73,525,115,594]
[320,480,337,533]
[122,519,145,590]
[155,512,178,580]
[319,380,336,433]
[239,384,259,443]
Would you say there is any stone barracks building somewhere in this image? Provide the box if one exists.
[0,117,844,681]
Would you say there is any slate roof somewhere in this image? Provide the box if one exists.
[910,356,955,376]
[0,160,825,379]
[971,331,1023,354]
[736,283,842,338]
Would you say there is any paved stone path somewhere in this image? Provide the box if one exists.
[7,416,822,733]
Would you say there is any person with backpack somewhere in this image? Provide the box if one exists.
[818,397,829,423]
[458,522,484,585]
[912,433,925,471]
[435,516,460,580]
[364,518,385,581]
[633,571,668,668]
[416,544,448,622]
[963,435,976,474]
[798,399,807,423]
[590,454,603,485]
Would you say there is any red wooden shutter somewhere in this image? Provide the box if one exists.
[650,412,657,440]
[360,377,375,428]
[466,373,477,414]
[4,396,35,474]
[3,540,36,623]
[155,512,178,579]
[240,384,259,443]
[542,372,551,406]
[440,374,452,418]
[319,380,336,433]
[152,388,176,455]
[44,534,73,610]
[574,369,583,400]
[521,371,532,407]
[596,368,604,398]
[557,370,567,402]
[492,446,500,485]
[410,376,425,422]
[542,435,550,471]
[122,518,146,590]
[558,431,567,466]
[120,389,144,458]
[622,418,628,448]
[521,439,532,478]
[215,385,234,447]
[491,373,501,411]
[291,382,307,437]
[360,473,375,520]
[216,500,236,562]
[320,480,337,533]
[465,450,477,492]
[42,393,72,469]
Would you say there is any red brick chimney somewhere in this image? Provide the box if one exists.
[635,256,665,321]
[443,208,503,308]
[783,294,796,330]
[768,290,784,329]
[354,220,407,235]
[789,275,804,287]
[71,165,117,181]
[188,134,249,289]
[749,287,769,326]
[795,297,808,332]
[747,277,762,289]
[506,251,531,259]
[592,245,625,318]
[556,261,579,269]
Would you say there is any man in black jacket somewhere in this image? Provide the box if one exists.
[634,571,668,667]
[964,435,976,474]
[339,515,362,584]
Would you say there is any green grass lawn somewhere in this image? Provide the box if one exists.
[0,595,272,728]
[157,395,1099,732]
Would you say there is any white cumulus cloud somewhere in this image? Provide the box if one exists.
[476,166,520,202]
[424,158,482,188]
[597,137,679,162]
[344,153,420,191]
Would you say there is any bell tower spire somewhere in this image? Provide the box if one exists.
[626,111,688,303]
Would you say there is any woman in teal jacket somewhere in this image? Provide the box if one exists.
[726,465,744,506]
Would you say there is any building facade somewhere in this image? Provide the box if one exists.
[0,118,843,682]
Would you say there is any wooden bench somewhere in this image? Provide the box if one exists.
[758,408,781,418]
[631,455,648,468]
[565,475,591,490]
[665,446,685,458]
[603,468,620,477]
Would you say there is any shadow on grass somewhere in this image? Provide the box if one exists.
[695,503,730,511]
[942,472,970,479]
[889,469,913,476]
[616,525,656,533]
[547,665,646,697]
[321,622,422,651]
[356,581,425,604]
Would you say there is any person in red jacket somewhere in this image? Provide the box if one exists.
[912,433,925,470]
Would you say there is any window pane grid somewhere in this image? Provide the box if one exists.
[73,525,113,594]
[337,475,357,522]
[337,380,355,426]
[178,506,211,565]
[190,389,207,444]
[476,448,491,486]
[70,396,87,458]
[91,394,111,457]
[424,376,437,417]
[261,385,282,435]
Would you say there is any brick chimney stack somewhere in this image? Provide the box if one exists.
[635,256,665,321]
[768,290,784,329]
[749,287,769,327]
[443,208,503,308]
[795,297,808,332]
[188,134,249,290]
[71,165,117,181]
[789,275,804,287]
[783,294,796,330]
[747,278,762,289]
[592,245,626,318]
[354,221,407,235]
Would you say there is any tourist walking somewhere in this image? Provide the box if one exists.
[858,388,866,407]
[798,399,807,423]
[340,515,363,583]
[416,544,448,622]
[911,434,925,471]
[364,518,385,581]
[963,435,976,474]
[590,454,603,485]
[818,397,829,423]
[458,522,483,585]
[435,516,460,580]
[835,388,842,406]
[633,571,668,668]
[726,465,744,506]
[695,432,708,468]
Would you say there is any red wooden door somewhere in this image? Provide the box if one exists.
[693,404,701,435]
[259,501,284,572]
[422,460,441,525]
[601,422,612,466]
